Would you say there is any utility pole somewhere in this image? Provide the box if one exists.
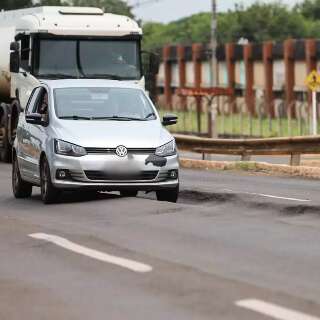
[209,0,218,138]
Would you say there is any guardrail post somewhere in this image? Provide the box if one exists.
[290,154,301,166]
[284,39,296,118]
[244,43,255,115]
[163,45,173,110]
[192,43,203,133]
[263,41,275,118]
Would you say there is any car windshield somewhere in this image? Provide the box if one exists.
[54,87,157,121]
[35,39,141,80]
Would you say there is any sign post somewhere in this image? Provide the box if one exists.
[306,70,320,135]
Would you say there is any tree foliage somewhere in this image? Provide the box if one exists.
[0,0,32,10]
[143,1,320,50]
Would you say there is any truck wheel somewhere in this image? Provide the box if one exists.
[156,185,179,203]
[40,157,60,204]
[12,155,32,198]
[0,104,12,163]
[9,100,21,146]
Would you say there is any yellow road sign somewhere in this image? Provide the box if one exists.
[306,70,320,91]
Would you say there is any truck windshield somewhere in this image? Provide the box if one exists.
[35,39,141,80]
[54,87,157,121]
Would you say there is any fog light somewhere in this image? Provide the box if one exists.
[169,170,178,179]
[56,169,68,180]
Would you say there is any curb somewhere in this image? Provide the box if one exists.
[180,158,320,179]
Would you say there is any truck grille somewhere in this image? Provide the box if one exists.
[84,170,158,181]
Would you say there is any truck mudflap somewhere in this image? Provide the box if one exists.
[0,103,12,163]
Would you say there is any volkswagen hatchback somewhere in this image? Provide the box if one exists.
[12,80,179,204]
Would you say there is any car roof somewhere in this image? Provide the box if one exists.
[40,79,143,90]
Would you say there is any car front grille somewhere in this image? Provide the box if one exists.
[85,147,156,155]
[84,170,159,181]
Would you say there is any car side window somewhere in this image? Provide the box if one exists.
[25,87,42,115]
[33,88,49,116]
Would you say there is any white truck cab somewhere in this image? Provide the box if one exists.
[0,6,159,162]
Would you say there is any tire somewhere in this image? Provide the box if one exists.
[8,100,21,147]
[156,185,179,203]
[0,104,12,163]
[120,190,138,197]
[12,155,32,198]
[40,157,60,204]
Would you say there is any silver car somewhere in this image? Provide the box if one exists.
[12,80,179,204]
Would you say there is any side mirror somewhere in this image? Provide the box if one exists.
[26,113,46,126]
[149,52,160,75]
[10,41,20,73]
[10,41,20,51]
[10,51,20,73]
[142,51,160,76]
[162,114,178,126]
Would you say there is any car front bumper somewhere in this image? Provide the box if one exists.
[50,153,179,191]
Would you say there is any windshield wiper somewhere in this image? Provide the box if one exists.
[144,112,156,120]
[80,74,123,80]
[59,115,92,120]
[92,116,145,121]
[39,73,79,79]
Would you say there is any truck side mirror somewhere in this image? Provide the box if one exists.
[10,41,20,51]
[10,41,20,73]
[142,51,160,77]
[10,52,20,73]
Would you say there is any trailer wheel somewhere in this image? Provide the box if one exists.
[0,104,12,163]
[9,100,21,147]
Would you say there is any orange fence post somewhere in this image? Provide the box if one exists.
[284,39,296,118]
[244,43,255,115]
[177,45,187,110]
[225,43,236,113]
[163,45,172,109]
[263,41,275,118]
[192,43,203,133]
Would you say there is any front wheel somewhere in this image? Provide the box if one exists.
[12,155,32,198]
[40,157,60,204]
[156,185,179,203]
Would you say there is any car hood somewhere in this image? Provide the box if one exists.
[52,119,173,148]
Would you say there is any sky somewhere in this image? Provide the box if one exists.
[127,0,302,23]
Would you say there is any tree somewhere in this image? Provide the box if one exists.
[0,0,32,10]
[295,0,320,20]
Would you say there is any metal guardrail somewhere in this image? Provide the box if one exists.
[174,134,320,166]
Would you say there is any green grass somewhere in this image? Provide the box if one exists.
[159,109,312,138]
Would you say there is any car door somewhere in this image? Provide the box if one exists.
[18,87,42,181]
[27,87,50,181]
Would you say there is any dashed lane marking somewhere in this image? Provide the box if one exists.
[224,189,311,203]
[236,299,320,320]
[29,233,153,273]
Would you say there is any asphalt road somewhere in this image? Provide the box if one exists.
[1,162,320,319]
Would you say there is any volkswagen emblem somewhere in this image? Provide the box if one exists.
[116,145,128,157]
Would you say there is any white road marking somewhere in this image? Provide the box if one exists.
[29,233,152,273]
[224,189,310,203]
[236,299,320,320]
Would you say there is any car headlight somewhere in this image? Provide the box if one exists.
[54,139,87,157]
[155,140,176,157]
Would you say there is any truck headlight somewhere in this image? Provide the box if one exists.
[54,139,87,157]
[155,140,176,157]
